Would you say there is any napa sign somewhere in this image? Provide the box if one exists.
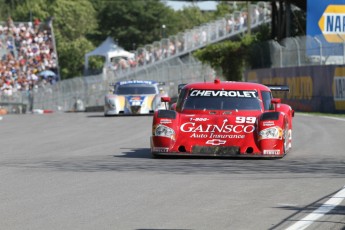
[308,0,345,43]
[319,5,345,42]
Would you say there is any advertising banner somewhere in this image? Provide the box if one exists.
[245,65,345,113]
[307,0,345,56]
[308,0,345,41]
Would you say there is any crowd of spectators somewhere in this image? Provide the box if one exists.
[0,16,58,100]
[110,3,270,74]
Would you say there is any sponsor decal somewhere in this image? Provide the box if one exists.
[286,76,313,100]
[152,147,169,153]
[334,68,345,110]
[263,150,280,155]
[120,80,155,85]
[334,77,345,101]
[318,5,345,43]
[160,119,172,124]
[131,96,141,101]
[206,139,227,145]
[247,71,258,83]
[180,118,255,139]
[263,121,275,126]
[209,134,245,139]
[189,90,257,98]
[127,96,145,106]
[262,76,313,100]
[190,118,209,122]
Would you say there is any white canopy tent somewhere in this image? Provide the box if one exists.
[84,37,134,72]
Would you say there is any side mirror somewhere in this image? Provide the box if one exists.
[161,97,171,103]
[170,103,177,110]
[271,98,281,104]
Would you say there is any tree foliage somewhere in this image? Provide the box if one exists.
[193,35,255,81]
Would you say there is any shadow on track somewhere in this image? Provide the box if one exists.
[117,148,282,160]
[3,147,345,178]
[116,148,152,158]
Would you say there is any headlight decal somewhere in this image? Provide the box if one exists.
[153,124,175,140]
[258,126,283,141]
[108,98,116,107]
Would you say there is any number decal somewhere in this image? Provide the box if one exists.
[236,117,246,123]
[247,117,256,124]
[236,116,256,124]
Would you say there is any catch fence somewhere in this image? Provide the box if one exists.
[252,35,345,68]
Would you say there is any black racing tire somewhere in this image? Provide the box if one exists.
[283,123,289,155]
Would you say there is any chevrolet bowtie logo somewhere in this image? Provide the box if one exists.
[206,139,226,145]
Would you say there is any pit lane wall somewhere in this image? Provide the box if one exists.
[244,65,345,113]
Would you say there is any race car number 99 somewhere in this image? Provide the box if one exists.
[236,116,256,124]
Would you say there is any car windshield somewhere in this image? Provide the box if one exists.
[183,89,261,111]
[115,84,157,95]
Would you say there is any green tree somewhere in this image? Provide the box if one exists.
[0,0,15,20]
[5,0,50,21]
[96,0,178,50]
[49,0,97,78]
[50,0,96,41]
[57,36,94,78]
[174,6,212,31]
[212,2,233,19]
[194,35,255,81]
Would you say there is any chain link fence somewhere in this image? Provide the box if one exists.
[252,35,345,68]
[31,57,216,112]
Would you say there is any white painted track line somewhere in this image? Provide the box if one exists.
[286,186,345,230]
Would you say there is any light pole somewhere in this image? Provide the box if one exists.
[247,1,251,35]
[314,37,323,65]
[337,33,345,64]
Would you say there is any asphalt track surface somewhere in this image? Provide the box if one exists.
[1,112,345,230]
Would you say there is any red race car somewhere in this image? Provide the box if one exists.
[150,79,294,158]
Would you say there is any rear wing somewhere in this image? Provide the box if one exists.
[265,85,290,92]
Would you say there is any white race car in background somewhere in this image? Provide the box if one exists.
[104,80,168,116]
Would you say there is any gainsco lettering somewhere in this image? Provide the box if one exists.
[180,120,255,134]
[190,90,257,98]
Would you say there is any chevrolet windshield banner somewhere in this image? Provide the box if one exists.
[189,90,257,98]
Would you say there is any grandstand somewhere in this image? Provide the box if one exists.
[0,16,58,112]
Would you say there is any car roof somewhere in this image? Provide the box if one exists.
[183,80,270,92]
